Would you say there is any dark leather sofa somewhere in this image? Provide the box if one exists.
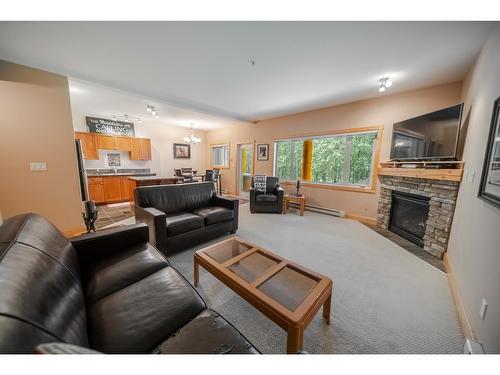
[0,213,258,354]
[134,182,238,254]
[250,176,284,214]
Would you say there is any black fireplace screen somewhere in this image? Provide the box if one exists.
[389,191,430,247]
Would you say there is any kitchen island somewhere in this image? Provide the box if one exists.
[128,176,183,202]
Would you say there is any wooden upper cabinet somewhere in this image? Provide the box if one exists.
[75,132,150,160]
[75,131,98,159]
[130,137,151,160]
[115,136,132,151]
[130,138,142,160]
[140,138,152,160]
[97,134,117,150]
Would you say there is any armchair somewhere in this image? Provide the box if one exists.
[249,176,284,214]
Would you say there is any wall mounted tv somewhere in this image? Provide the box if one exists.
[390,103,463,161]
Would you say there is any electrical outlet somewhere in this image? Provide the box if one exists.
[470,170,475,184]
[30,162,48,172]
[479,298,488,320]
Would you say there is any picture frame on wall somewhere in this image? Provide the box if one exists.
[257,144,269,161]
[107,153,121,167]
[479,96,500,208]
[173,143,191,159]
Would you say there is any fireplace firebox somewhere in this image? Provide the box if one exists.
[389,191,430,247]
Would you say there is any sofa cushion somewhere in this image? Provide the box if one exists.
[255,194,278,203]
[158,309,259,354]
[265,177,280,193]
[165,212,204,236]
[193,206,234,226]
[84,242,169,303]
[134,184,187,214]
[182,182,216,210]
[87,266,206,353]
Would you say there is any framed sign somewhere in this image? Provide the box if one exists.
[86,116,135,136]
[257,144,269,161]
[173,143,191,159]
[479,96,500,208]
[107,153,121,167]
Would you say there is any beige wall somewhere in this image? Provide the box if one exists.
[447,26,500,353]
[207,82,462,219]
[72,112,208,177]
[0,60,83,232]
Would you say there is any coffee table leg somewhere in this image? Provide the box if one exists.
[286,325,304,354]
[300,200,305,216]
[323,293,331,324]
[194,258,199,287]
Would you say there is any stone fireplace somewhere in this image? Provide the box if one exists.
[377,174,460,259]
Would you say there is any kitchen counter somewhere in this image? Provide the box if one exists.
[87,173,157,177]
[128,176,181,182]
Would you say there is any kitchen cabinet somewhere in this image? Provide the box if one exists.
[120,176,132,201]
[103,176,122,203]
[74,132,150,159]
[88,176,135,204]
[140,138,151,160]
[115,136,132,151]
[97,134,117,150]
[75,131,98,159]
[130,137,152,160]
[96,134,134,152]
[87,177,105,203]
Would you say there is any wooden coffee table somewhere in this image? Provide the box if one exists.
[284,193,306,216]
[194,237,333,353]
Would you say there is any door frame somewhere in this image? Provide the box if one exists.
[235,140,256,197]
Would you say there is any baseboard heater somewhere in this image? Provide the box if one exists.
[288,202,346,218]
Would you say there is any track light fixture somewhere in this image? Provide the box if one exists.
[147,104,159,118]
[109,114,142,124]
[378,77,393,93]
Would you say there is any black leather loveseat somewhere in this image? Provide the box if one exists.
[134,182,238,254]
[0,213,258,354]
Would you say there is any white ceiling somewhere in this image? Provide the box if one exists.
[0,22,494,122]
[68,78,242,130]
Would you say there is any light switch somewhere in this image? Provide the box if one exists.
[30,162,48,172]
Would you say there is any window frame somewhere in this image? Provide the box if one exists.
[210,143,231,169]
[273,126,383,194]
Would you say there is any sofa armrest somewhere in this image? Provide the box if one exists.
[71,223,149,265]
[212,195,239,233]
[134,205,168,252]
[35,343,102,354]
[276,186,284,213]
[249,187,257,202]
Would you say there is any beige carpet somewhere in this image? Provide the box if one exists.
[168,204,464,354]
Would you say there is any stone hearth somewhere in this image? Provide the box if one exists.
[377,175,460,259]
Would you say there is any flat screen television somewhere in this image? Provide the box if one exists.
[390,104,463,161]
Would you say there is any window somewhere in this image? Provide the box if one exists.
[211,143,230,168]
[274,129,379,189]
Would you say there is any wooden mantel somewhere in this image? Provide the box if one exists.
[378,161,464,182]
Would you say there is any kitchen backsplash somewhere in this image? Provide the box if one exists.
[84,150,152,170]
